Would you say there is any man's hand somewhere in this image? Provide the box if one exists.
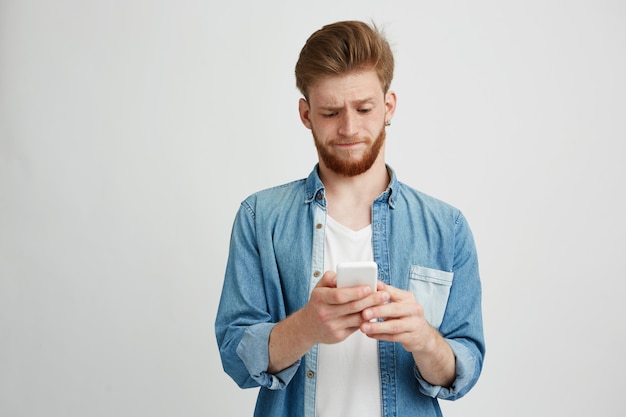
[267,271,388,373]
[359,282,456,387]
[300,270,390,344]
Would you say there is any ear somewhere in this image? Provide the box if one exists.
[384,91,397,123]
[299,98,312,129]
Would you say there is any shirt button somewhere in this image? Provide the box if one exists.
[307,370,315,378]
[317,193,323,200]
[316,223,323,229]
[313,271,321,278]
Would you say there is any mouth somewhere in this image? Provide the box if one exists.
[334,139,365,147]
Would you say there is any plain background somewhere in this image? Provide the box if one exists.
[1,1,625,416]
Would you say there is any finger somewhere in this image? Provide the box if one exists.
[372,282,412,304]
[315,270,337,288]
[331,285,375,306]
[381,283,414,302]
[360,317,411,338]
[361,294,415,322]
[313,271,375,307]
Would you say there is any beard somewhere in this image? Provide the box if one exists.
[312,124,386,177]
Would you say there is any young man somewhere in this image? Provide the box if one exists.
[215,20,485,417]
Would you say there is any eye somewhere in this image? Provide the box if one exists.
[358,108,372,114]
[322,112,338,118]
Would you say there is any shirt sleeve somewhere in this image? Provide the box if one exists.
[236,322,301,390]
[414,338,480,399]
[415,210,486,400]
[215,201,301,390]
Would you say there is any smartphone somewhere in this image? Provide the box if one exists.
[336,261,378,292]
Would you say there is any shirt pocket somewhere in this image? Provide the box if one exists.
[408,265,454,329]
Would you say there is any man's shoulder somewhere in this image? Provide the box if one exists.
[395,180,461,218]
[242,178,307,209]
[396,180,455,207]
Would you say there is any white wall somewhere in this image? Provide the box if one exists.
[1,1,624,416]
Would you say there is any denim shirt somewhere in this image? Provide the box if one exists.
[215,165,485,417]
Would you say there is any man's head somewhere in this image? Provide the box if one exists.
[295,20,394,100]
[296,21,397,178]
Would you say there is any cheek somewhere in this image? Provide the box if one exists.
[311,121,335,138]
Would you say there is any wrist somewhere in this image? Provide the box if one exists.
[409,324,440,356]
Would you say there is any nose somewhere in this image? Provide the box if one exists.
[337,112,358,138]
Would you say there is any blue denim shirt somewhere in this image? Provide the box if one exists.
[215,165,485,417]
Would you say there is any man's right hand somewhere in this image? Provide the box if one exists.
[300,270,389,344]
[267,270,389,374]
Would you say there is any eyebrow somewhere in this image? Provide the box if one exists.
[319,97,376,110]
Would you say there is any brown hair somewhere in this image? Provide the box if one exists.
[295,20,394,99]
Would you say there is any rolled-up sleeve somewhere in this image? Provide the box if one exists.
[414,338,479,399]
[236,323,300,390]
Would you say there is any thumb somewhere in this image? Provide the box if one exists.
[315,270,337,289]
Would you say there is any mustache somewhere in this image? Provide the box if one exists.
[328,137,371,145]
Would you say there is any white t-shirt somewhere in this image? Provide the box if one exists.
[315,216,382,417]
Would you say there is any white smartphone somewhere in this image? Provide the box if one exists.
[336,261,378,292]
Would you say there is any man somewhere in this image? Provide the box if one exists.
[215,20,485,417]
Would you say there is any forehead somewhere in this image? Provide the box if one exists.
[307,70,385,107]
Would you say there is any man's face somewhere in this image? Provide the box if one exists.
[299,69,396,177]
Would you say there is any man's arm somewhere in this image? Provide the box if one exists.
[267,308,315,374]
[410,327,456,387]
[361,282,456,387]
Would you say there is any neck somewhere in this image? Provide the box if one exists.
[319,157,390,230]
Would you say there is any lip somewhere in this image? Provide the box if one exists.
[335,141,364,147]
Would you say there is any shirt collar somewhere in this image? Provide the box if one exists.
[304,164,398,209]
